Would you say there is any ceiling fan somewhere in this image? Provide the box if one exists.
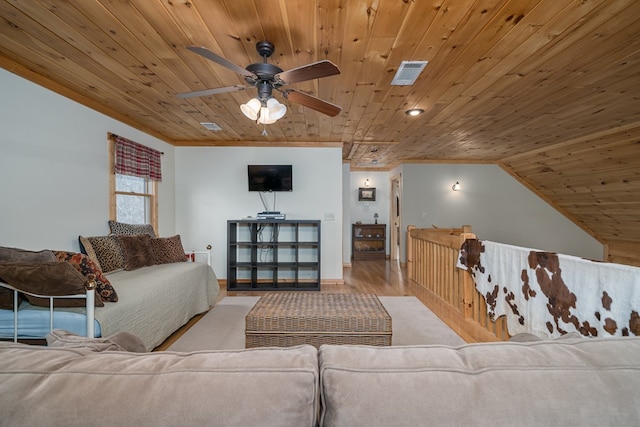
[177,41,341,124]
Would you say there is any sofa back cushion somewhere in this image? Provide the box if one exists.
[0,343,319,427]
[318,338,640,427]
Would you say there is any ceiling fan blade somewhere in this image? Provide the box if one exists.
[283,89,341,117]
[186,46,256,79]
[275,60,340,85]
[176,85,246,98]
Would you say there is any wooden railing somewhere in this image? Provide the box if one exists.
[406,225,510,342]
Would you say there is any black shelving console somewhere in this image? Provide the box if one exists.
[227,219,321,291]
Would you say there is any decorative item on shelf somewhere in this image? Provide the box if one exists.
[358,187,376,201]
[374,213,379,224]
[452,181,461,191]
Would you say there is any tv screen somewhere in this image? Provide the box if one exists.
[247,165,293,192]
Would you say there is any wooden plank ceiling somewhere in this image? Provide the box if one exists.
[1,0,639,261]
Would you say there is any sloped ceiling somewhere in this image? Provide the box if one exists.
[1,0,639,263]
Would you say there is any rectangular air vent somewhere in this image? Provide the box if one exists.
[200,122,222,131]
[391,61,428,86]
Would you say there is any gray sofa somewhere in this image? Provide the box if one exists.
[1,335,639,426]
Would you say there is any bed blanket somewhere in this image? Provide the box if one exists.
[97,262,219,350]
[458,239,640,338]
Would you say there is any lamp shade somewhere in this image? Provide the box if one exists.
[241,97,287,124]
[266,97,286,121]
[240,98,261,120]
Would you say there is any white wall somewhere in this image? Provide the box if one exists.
[174,147,344,281]
[342,163,352,265]
[347,171,391,258]
[398,163,603,260]
[0,68,175,251]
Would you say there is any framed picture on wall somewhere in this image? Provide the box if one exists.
[358,187,376,201]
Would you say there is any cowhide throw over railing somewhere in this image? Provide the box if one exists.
[457,239,640,339]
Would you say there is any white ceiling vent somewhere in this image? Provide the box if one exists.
[357,160,386,168]
[200,122,222,131]
[391,61,428,86]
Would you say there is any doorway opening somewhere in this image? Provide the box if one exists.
[390,174,402,263]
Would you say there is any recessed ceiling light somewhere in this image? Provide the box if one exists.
[405,109,424,116]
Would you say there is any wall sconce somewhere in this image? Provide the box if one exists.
[364,178,371,187]
[452,181,461,191]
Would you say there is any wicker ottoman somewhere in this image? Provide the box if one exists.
[245,293,392,348]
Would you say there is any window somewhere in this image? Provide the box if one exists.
[108,135,159,231]
[114,174,156,224]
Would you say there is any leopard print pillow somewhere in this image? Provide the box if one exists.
[108,220,156,238]
[151,235,187,264]
[79,235,125,274]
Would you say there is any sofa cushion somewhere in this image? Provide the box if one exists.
[108,220,156,238]
[151,235,187,264]
[79,235,125,273]
[46,329,145,352]
[53,251,118,302]
[0,246,56,309]
[118,234,155,270]
[318,338,640,427]
[0,342,318,427]
[0,261,103,307]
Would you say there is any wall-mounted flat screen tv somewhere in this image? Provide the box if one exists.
[247,165,293,192]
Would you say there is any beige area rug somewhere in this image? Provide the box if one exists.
[167,296,465,352]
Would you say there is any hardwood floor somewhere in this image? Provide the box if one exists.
[225,258,414,298]
[155,259,414,350]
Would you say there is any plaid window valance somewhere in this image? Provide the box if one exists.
[114,135,162,181]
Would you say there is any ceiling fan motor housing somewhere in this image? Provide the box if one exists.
[255,40,275,58]
[256,81,273,101]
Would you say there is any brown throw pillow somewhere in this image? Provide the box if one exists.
[53,251,118,302]
[0,283,18,310]
[118,234,155,270]
[151,235,188,264]
[0,246,57,310]
[0,246,56,262]
[0,261,104,307]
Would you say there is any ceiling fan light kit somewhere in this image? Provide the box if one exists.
[241,97,287,124]
[179,40,341,124]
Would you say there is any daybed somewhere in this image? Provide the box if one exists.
[1,333,639,426]
[0,226,220,351]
